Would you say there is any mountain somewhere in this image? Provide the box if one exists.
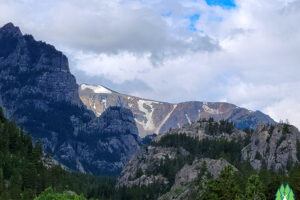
[117,119,300,199]
[0,23,140,174]
[79,84,276,137]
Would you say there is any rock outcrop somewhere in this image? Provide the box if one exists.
[241,123,300,170]
[158,159,236,200]
[0,23,140,174]
[116,146,188,187]
[79,84,276,137]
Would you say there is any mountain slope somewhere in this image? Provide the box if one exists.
[0,23,140,174]
[79,84,276,137]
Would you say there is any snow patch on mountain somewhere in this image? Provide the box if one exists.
[185,114,192,124]
[136,100,155,132]
[202,102,222,115]
[156,104,177,134]
[81,84,112,94]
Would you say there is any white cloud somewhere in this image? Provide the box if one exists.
[1,0,300,128]
[0,0,219,63]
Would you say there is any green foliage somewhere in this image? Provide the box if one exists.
[34,187,87,200]
[202,166,242,200]
[245,174,266,200]
[153,133,247,166]
[207,118,235,135]
[283,123,291,134]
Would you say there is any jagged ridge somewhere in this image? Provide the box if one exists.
[79,84,276,138]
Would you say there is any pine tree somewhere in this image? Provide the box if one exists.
[202,166,241,200]
[245,174,266,200]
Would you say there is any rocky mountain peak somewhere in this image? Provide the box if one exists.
[0,23,141,174]
[0,22,22,37]
[79,83,276,138]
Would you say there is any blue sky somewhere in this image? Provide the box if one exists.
[189,14,200,31]
[205,0,236,8]
[0,0,300,128]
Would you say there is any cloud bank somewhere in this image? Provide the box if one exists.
[0,0,300,128]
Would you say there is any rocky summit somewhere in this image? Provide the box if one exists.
[0,23,140,175]
[79,84,276,138]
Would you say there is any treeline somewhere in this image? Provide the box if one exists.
[198,118,235,135]
[153,132,249,165]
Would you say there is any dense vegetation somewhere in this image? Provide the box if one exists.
[34,188,87,200]
[199,118,235,135]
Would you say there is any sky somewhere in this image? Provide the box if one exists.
[0,0,300,128]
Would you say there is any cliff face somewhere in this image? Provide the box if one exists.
[0,23,140,174]
[79,84,276,138]
[241,123,300,170]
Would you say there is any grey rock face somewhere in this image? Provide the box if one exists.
[116,146,188,187]
[0,23,140,174]
[79,84,276,138]
[241,123,300,170]
[159,158,236,200]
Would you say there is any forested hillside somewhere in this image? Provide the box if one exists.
[0,106,178,200]
[0,106,112,199]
